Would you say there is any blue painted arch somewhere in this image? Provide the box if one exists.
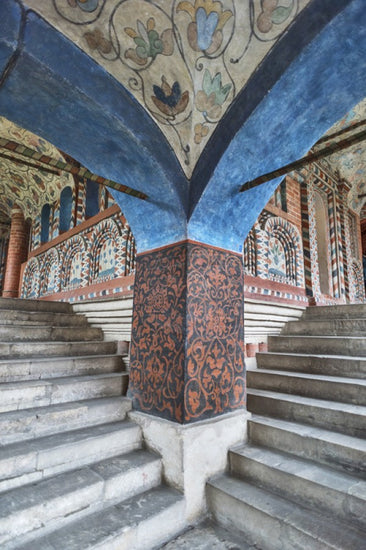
[188,0,366,251]
[0,0,364,253]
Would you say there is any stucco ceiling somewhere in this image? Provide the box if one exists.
[0,117,73,224]
[24,0,312,178]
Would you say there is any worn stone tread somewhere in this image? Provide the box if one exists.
[208,475,366,550]
[0,310,89,326]
[0,324,103,343]
[0,372,128,413]
[0,450,163,547]
[230,445,366,528]
[247,369,366,405]
[0,299,71,313]
[247,388,366,415]
[0,420,141,491]
[0,340,117,359]
[256,351,366,378]
[248,415,366,475]
[0,396,132,445]
[0,354,125,383]
[268,335,366,356]
[15,485,185,550]
[247,388,366,437]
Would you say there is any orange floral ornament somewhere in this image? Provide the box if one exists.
[194,123,209,144]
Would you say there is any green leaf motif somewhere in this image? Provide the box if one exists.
[202,69,231,105]
[203,69,212,95]
[148,30,163,59]
[271,5,292,25]
[216,83,231,105]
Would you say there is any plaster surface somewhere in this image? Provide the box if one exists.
[129,409,250,521]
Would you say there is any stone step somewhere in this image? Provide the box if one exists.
[0,450,163,548]
[16,484,186,550]
[0,309,89,327]
[0,324,103,342]
[303,304,366,319]
[0,298,71,314]
[0,340,117,360]
[256,351,366,378]
[0,397,131,445]
[268,335,366,356]
[0,420,141,493]
[248,415,366,476]
[229,445,366,530]
[207,475,365,550]
[247,389,366,438]
[0,354,125,383]
[282,317,366,336]
[247,369,366,405]
[0,373,128,413]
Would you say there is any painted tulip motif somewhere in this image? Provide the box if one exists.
[195,69,231,120]
[152,77,189,118]
[257,0,295,34]
[124,19,174,66]
[176,0,233,54]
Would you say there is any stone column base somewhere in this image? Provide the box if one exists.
[129,409,250,522]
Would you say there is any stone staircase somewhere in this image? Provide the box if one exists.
[207,304,366,549]
[0,298,185,550]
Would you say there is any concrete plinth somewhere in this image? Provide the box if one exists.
[129,408,250,522]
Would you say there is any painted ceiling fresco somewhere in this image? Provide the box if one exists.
[0,117,74,223]
[314,97,366,215]
[24,0,311,177]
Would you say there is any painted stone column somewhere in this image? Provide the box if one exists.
[128,240,245,424]
[2,206,29,298]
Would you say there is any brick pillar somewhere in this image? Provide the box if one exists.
[128,240,245,424]
[2,206,29,298]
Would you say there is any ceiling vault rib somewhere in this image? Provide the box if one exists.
[239,127,366,193]
[0,138,148,201]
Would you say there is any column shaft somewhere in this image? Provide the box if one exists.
[128,240,245,424]
[3,207,29,298]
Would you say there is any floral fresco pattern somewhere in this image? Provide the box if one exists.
[128,241,245,424]
[185,243,245,422]
[314,97,366,215]
[0,117,74,220]
[128,243,187,423]
[27,0,308,176]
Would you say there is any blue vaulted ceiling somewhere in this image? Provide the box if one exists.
[0,0,365,252]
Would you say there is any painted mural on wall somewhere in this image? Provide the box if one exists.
[185,243,245,422]
[0,117,74,221]
[129,242,187,423]
[25,0,311,176]
[21,212,135,299]
[244,211,304,288]
[314,97,366,215]
[303,165,346,303]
